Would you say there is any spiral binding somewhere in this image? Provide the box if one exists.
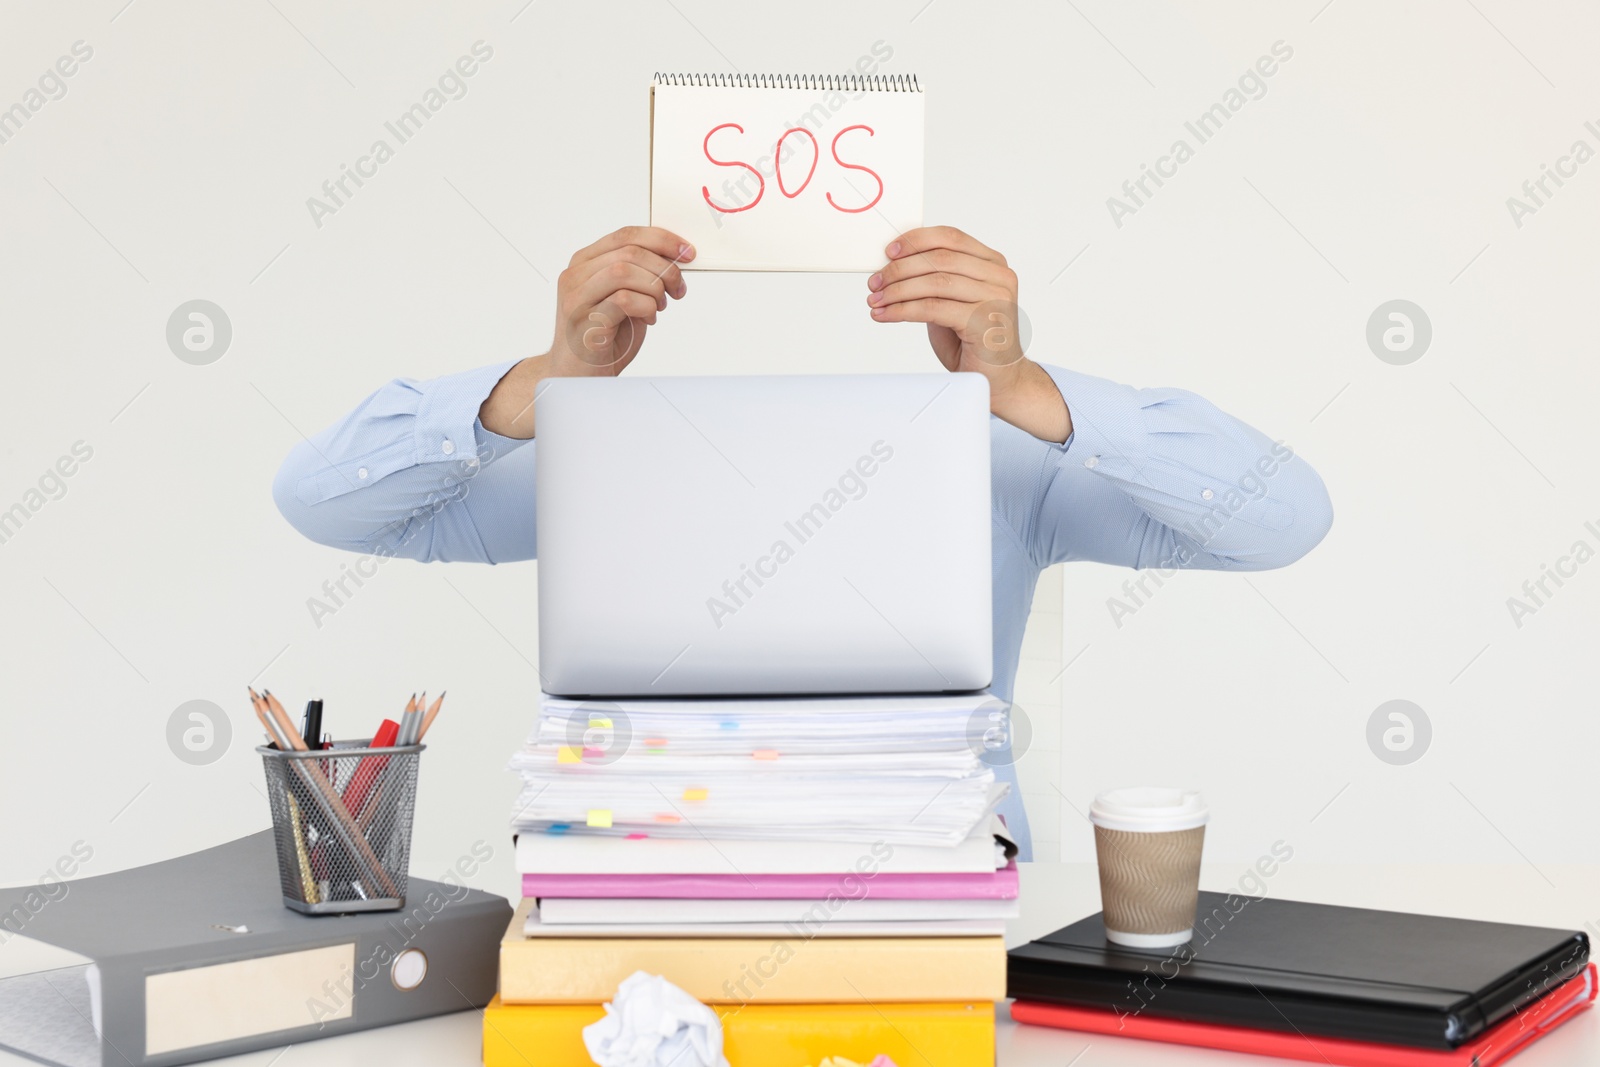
[653,72,921,92]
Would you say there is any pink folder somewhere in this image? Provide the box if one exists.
[523,859,1019,900]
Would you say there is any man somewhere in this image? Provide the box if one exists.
[273,225,1332,859]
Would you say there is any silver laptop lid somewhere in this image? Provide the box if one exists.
[534,373,992,696]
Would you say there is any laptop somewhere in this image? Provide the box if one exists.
[534,373,992,696]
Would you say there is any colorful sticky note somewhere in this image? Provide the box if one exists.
[654,812,682,824]
[720,721,739,730]
[547,823,570,834]
[753,749,779,760]
[625,833,648,840]
[587,809,613,828]
[556,746,581,764]
[582,746,605,758]
[644,737,669,748]
[589,717,613,728]
[682,788,708,801]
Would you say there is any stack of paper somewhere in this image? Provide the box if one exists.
[509,693,1005,846]
[492,692,1016,1065]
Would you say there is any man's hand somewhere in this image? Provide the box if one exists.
[550,226,693,377]
[481,227,693,438]
[868,226,1072,444]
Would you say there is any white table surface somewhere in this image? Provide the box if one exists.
[5,861,1595,1067]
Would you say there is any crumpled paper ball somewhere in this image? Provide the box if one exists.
[582,971,730,1067]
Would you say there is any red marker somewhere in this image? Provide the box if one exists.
[342,717,400,818]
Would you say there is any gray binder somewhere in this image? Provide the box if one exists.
[0,831,511,1067]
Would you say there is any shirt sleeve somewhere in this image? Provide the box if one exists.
[998,363,1333,571]
[271,359,539,564]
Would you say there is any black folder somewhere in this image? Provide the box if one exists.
[1007,891,1589,1049]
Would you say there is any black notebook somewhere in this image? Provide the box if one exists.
[1007,891,1589,1050]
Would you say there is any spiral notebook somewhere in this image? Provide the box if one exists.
[649,73,924,271]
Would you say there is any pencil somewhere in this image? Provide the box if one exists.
[399,692,421,746]
[355,774,388,833]
[261,690,309,752]
[417,691,446,741]
[250,688,292,749]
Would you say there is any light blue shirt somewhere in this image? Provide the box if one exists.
[273,360,1332,860]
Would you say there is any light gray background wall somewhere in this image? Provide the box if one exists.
[0,0,1593,903]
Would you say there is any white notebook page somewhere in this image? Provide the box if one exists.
[650,75,924,271]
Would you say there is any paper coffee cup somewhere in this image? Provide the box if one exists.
[1089,787,1208,949]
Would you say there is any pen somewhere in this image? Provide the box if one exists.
[299,700,331,849]
[286,792,319,904]
[302,699,323,749]
[318,730,335,787]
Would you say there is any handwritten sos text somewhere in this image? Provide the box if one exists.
[701,123,883,215]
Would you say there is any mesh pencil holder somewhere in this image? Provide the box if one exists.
[258,740,424,914]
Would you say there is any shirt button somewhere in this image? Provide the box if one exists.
[441,439,456,455]
[1201,488,1214,500]
[1084,455,1099,469]
[357,467,369,480]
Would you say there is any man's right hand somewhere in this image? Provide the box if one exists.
[551,226,693,377]
[480,226,693,438]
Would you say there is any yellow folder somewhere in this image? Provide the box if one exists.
[500,901,1006,1004]
[483,996,995,1067]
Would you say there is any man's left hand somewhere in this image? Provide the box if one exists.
[868,226,1072,444]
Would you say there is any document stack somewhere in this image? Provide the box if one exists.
[484,692,1016,1067]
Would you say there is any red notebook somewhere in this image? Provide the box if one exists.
[1010,963,1595,1067]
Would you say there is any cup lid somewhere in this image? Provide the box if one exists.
[1089,787,1208,832]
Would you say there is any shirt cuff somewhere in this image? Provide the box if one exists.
[474,417,531,465]
[413,359,524,465]
[1035,363,1149,475]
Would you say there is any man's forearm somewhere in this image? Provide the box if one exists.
[989,358,1074,445]
[479,354,552,439]
[1026,362,1334,571]
[272,358,534,562]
